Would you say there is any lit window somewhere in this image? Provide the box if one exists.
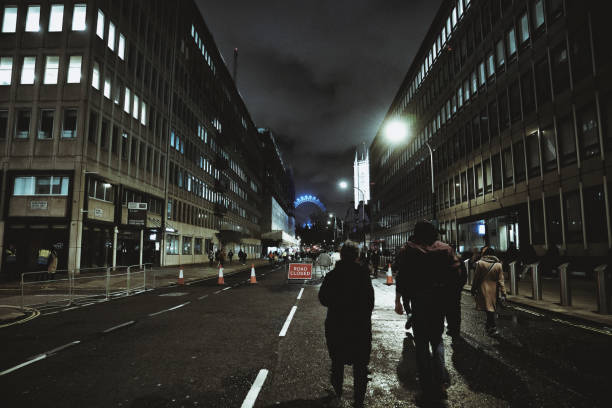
[43,56,59,84]
[519,13,530,43]
[21,56,36,84]
[108,21,115,50]
[103,77,111,98]
[72,4,87,31]
[2,6,17,33]
[451,7,457,28]
[13,176,69,196]
[96,10,104,39]
[113,82,120,104]
[67,56,82,83]
[0,57,12,85]
[25,6,41,32]
[133,94,139,119]
[507,28,517,56]
[118,34,125,60]
[140,101,146,126]
[124,87,130,113]
[49,5,64,32]
[91,61,100,89]
[533,0,545,29]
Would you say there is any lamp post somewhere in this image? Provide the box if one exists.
[384,120,437,227]
[339,181,367,249]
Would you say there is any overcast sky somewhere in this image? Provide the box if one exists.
[196,0,442,214]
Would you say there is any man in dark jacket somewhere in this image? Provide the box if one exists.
[319,241,374,408]
[394,221,461,402]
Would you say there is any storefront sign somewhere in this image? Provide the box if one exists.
[128,202,147,227]
[30,201,48,210]
[94,208,104,217]
[288,263,312,280]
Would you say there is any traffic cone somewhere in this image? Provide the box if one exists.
[217,265,225,285]
[250,264,257,284]
[178,267,184,285]
[386,264,394,285]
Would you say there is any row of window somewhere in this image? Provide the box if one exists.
[1,3,86,33]
[190,24,216,74]
[166,235,206,256]
[13,175,69,196]
[95,9,126,60]
[0,55,82,85]
[0,108,77,140]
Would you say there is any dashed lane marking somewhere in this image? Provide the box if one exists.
[148,301,191,317]
[279,306,297,337]
[240,369,269,408]
[551,318,612,336]
[198,294,209,300]
[0,354,47,376]
[46,340,80,355]
[510,305,544,317]
[297,288,304,300]
[102,321,135,334]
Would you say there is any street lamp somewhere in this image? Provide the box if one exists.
[338,180,366,249]
[384,119,437,227]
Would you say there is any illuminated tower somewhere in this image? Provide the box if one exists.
[353,146,370,209]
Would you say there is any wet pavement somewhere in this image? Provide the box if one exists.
[0,264,610,407]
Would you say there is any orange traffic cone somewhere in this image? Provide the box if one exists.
[250,264,257,284]
[178,267,184,285]
[217,265,225,285]
[385,264,394,285]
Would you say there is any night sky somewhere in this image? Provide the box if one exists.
[196,0,442,214]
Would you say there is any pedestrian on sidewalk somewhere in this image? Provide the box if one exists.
[471,246,506,336]
[47,248,58,280]
[394,220,460,402]
[319,240,374,408]
[228,250,234,265]
[208,250,214,267]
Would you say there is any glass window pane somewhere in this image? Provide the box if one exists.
[38,110,54,139]
[124,88,131,113]
[21,56,36,85]
[96,10,104,39]
[62,109,77,138]
[141,102,146,126]
[507,28,517,55]
[35,177,51,195]
[15,110,31,138]
[91,61,100,89]
[564,191,583,243]
[25,6,40,32]
[108,21,115,50]
[61,177,69,195]
[14,177,35,195]
[49,5,64,32]
[44,56,59,84]
[118,34,125,60]
[2,6,17,33]
[533,0,545,29]
[67,56,82,83]
[133,94,139,119]
[72,4,87,31]
[0,57,12,85]
[104,77,111,98]
[519,13,530,43]
[50,177,62,195]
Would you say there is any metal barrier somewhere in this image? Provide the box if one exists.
[509,262,519,295]
[558,262,571,306]
[595,264,611,314]
[20,269,72,310]
[530,262,542,300]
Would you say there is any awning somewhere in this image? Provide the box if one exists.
[262,230,299,247]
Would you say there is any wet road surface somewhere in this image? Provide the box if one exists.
[1,264,610,407]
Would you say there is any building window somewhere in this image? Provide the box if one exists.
[557,115,577,165]
[13,176,69,196]
[118,34,126,60]
[103,77,111,98]
[166,234,179,255]
[62,109,77,138]
[96,10,104,39]
[521,70,536,114]
[100,120,108,150]
[108,21,115,51]
[43,56,59,84]
[551,43,570,95]
[15,110,31,139]
[492,153,502,191]
[49,4,64,32]
[140,101,146,126]
[487,52,495,78]
[506,28,517,57]
[546,195,563,245]
[564,191,583,244]
[121,132,128,160]
[21,56,36,85]
[132,94,139,119]
[182,236,192,255]
[570,27,593,83]
[0,57,12,85]
[88,111,98,144]
[38,109,54,139]
[496,39,505,69]
[0,110,7,139]
[532,0,545,31]
[88,179,114,202]
[502,148,513,186]
[531,199,545,244]
[25,6,40,32]
[1,6,17,33]
[576,103,600,159]
[71,4,87,31]
[526,133,540,178]
[541,125,557,172]
[584,186,607,242]
[513,141,526,182]
[124,87,131,113]
[91,61,100,89]
[67,56,82,83]
[194,238,203,255]
[518,12,530,44]
[535,57,551,105]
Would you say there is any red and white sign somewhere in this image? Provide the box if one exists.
[288,263,312,280]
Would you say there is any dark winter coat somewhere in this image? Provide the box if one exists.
[319,260,374,365]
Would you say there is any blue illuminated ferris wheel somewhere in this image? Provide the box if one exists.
[294,194,326,212]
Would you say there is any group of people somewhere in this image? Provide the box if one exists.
[319,221,507,406]
[208,248,249,267]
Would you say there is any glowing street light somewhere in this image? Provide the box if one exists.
[338,180,348,189]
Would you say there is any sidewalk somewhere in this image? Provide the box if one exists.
[0,260,270,324]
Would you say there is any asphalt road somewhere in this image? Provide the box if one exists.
[1,264,611,408]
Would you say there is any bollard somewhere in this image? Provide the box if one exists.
[509,262,519,296]
[106,267,111,300]
[595,264,611,314]
[126,266,131,296]
[531,262,542,300]
[558,262,571,306]
[143,264,147,290]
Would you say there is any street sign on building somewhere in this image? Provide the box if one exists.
[127,202,147,226]
[287,263,312,280]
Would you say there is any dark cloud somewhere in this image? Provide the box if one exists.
[196,0,442,212]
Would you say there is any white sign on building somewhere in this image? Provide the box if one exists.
[353,148,370,209]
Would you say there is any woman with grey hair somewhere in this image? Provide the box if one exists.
[319,241,374,407]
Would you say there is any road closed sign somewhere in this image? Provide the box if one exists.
[288,263,312,280]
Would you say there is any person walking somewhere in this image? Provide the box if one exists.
[319,241,374,408]
[228,250,234,265]
[394,221,461,402]
[47,248,58,280]
[471,246,507,336]
[371,249,380,278]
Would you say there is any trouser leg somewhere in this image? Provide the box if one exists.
[430,336,449,387]
[485,311,496,330]
[445,293,461,335]
[353,363,368,407]
[413,332,432,391]
[330,359,344,397]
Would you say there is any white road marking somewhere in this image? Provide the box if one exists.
[198,294,209,300]
[279,306,297,337]
[511,305,544,317]
[103,321,135,334]
[0,354,47,376]
[148,302,190,317]
[297,288,304,300]
[62,307,78,312]
[46,340,81,355]
[240,369,269,408]
[551,318,612,336]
